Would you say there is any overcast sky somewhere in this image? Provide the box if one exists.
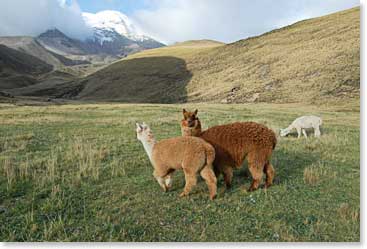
[0,0,92,40]
[0,0,360,44]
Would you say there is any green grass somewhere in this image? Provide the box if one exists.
[0,102,360,241]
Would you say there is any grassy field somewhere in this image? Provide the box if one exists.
[0,102,360,242]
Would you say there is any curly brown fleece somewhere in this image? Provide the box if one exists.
[181,111,277,191]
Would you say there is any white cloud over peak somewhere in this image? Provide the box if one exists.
[0,0,92,40]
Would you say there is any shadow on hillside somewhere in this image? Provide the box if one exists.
[4,56,193,103]
[79,56,193,103]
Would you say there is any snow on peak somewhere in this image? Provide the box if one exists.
[82,10,149,42]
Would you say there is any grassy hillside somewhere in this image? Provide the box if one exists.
[0,37,64,69]
[0,45,54,90]
[75,7,359,104]
[0,37,90,70]
[0,102,359,241]
[77,40,223,102]
[0,37,118,97]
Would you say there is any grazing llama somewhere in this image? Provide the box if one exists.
[280,115,322,138]
[181,109,277,192]
[136,122,217,200]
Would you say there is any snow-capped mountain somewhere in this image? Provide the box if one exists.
[83,11,148,42]
[35,11,164,58]
[82,10,163,49]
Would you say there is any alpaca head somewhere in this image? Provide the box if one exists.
[182,108,199,127]
[279,128,290,137]
[136,122,154,142]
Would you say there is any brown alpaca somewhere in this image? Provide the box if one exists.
[181,109,277,191]
[136,122,217,200]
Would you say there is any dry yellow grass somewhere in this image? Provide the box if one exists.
[303,162,336,186]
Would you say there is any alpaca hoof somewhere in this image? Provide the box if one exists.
[179,192,188,198]
[209,194,217,200]
[248,186,258,192]
[165,183,172,191]
[165,178,172,189]
[264,183,272,189]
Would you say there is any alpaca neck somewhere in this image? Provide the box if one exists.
[141,136,156,163]
[181,120,202,137]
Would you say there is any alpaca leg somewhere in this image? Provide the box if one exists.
[247,152,264,192]
[164,173,173,190]
[153,170,168,192]
[180,170,197,198]
[314,126,321,137]
[302,129,308,138]
[164,169,175,190]
[200,165,217,200]
[223,166,233,188]
[296,127,302,138]
[155,176,167,192]
[248,166,263,191]
[263,161,275,188]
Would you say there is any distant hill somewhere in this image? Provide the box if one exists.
[66,7,359,104]
[37,29,89,56]
[0,44,53,89]
[173,40,225,47]
[0,36,90,69]
[75,40,223,102]
[0,36,92,91]
[0,9,166,95]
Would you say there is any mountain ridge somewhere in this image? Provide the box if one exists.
[3,7,360,105]
[69,7,359,104]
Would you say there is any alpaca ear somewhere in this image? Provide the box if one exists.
[194,109,198,115]
[142,122,149,130]
[136,123,143,132]
[183,108,187,114]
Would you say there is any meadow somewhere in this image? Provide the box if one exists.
[0,102,360,241]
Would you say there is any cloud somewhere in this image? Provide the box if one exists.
[132,0,359,44]
[0,0,92,40]
[0,0,359,43]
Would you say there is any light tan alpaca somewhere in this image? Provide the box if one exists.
[136,122,217,200]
